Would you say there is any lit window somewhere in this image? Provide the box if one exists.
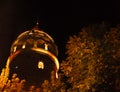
[13,46,17,52]
[45,44,48,50]
[38,61,44,69]
[22,44,26,49]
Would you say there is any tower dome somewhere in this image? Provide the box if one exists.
[6,22,59,86]
[10,27,58,56]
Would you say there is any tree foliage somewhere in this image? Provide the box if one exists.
[61,27,101,92]
[61,24,120,92]
[0,70,66,92]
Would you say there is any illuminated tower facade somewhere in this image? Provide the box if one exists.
[6,21,59,86]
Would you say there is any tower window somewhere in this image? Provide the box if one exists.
[38,61,44,69]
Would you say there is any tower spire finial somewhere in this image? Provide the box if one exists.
[36,17,39,26]
[33,17,39,30]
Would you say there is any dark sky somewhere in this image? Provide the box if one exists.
[0,0,120,69]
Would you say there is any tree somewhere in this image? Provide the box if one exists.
[61,27,100,91]
[0,70,66,92]
[96,27,120,91]
[61,24,120,92]
[41,71,66,92]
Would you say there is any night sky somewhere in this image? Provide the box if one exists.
[0,0,120,70]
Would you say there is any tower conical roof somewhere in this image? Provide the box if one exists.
[10,22,58,56]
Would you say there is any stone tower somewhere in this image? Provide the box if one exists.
[6,21,59,86]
